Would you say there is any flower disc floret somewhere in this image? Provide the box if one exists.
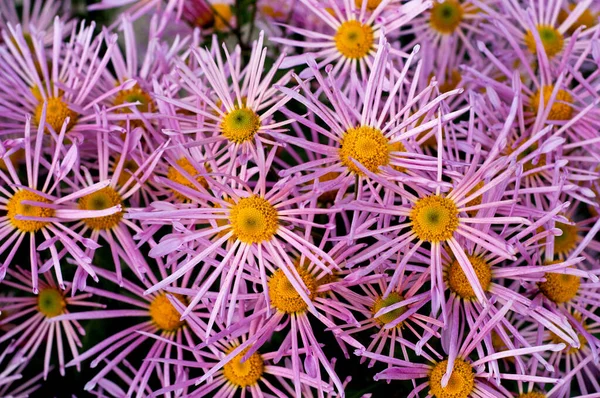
[524,25,564,58]
[354,0,382,11]
[372,292,407,326]
[269,268,316,314]
[447,256,492,300]
[221,108,261,143]
[223,348,264,388]
[429,358,475,398]
[113,85,155,113]
[7,190,55,233]
[37,288,66,318]
[229,196,278,244]
[553,222,579,256]
[430,1,464,34]
[334,21,374,59]
[530,86,573,120]
[167,158,209,200]
[539,269,580,304]
[78,187,124,230]
[149,293,186,332]
[339,126,391,175]
[518,393,546,398]
[34,96,77,133]
[410,195,459,243]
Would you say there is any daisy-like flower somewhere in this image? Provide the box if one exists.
[140,303,336,397]
[273,0,430,81]
[478,0,599,64]
[362,301,566,398]
[50,265,207,395]
[156,31,293,164]
[277,39,467,210]
[0,266,103,379]
[0,112,122,291]
[0,17,139,138]
[58,121,166,291]
[343,98,530,319]
[129,143,338,331]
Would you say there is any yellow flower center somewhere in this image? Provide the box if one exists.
[558,5,597,35]
[539,266,580,304]
[430,1,464,34]
[167,158,209,201]
[334,21,374,59]
[447,255,492,300]
[524,25,564,58]
[0,148,25,171]
[223,348,264,388]
[339,126,391,175]
[149,293,186,332]
[115,158,139,188]
[113,84,155,113]
[438,69,463,93]
[7,190,54,233]
[269,268,317,314]
[410,195,459,243]
[229,196,278,244]
[37,288,66,318]
[429,358,475,398]
[221,108,261,144]
[354,0,382,11]
[212,3,234,31]
[518,393,547,398]
[372,292,407,326]
[316,171,341,203]
[530,86,573,120]
[78,187,124,230]
[553,222,579,256]
[34,96,77,133]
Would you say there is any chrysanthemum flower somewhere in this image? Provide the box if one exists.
[58,124,166,291]
[273,0,430,81]
[362,301,567,398]
[0,267,103,379]
[51,266,206,394]
[277,40,467,210]
[0,0,71,46]
[129,144,338,331]
[155,32,292,164]
[141,305,336,397]
[0,113,122,291]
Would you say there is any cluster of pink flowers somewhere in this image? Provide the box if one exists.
[0,0,599,396]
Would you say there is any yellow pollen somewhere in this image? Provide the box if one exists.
[269,268,317,314]
[149,293,186,332]
[553,221,579,256]
[223,348,264,387]
[113,84,155,113]
[518,393,546,398]
[37,288,66,318]
[438,69,463,93]
[212,3,234,31]
[229,196,278,244]
[34,96,77,133]
[447,255,492,300]
[334,21,374,59]
[167,158,209,201]
[429,358,475,398]
[339,126,391,175]
[530,86,573,120]
[524,25,564,58]
[410,195,459,243]
[7,190,54,233]
[78,187,124,230]
[221,108,261,144]
[559,5,597,35]
[430,1,464,34]
[539,266,580,304]
[372,292,407,326]
[354,0,382,11]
